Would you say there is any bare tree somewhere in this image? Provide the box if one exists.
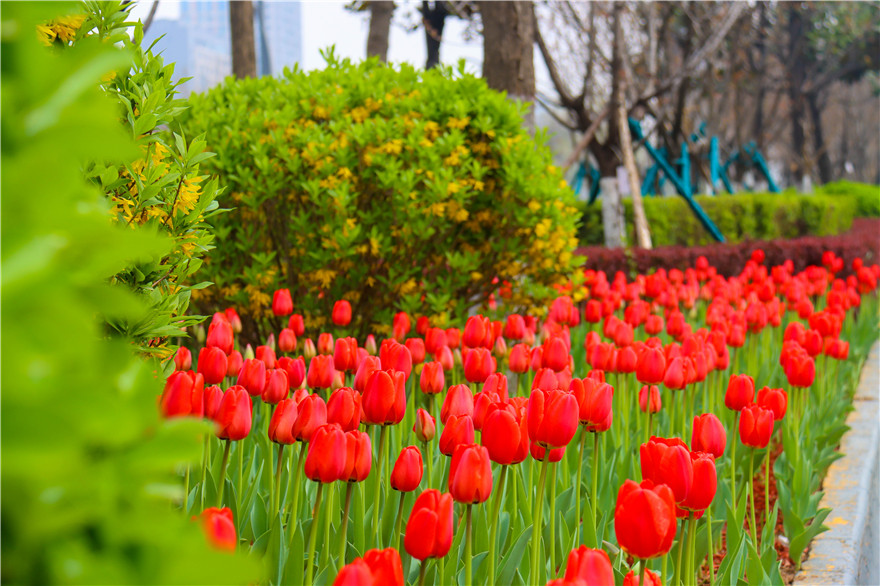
[479,1,537,128]
[229,1,256,79]
[367,1,395,62]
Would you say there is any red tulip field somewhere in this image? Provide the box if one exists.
[164,252,880,585]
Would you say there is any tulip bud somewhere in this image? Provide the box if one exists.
[327,387,361,432]
[364,334,378,355]
[292,394,327,443]
[390,446,423,491]
[332,300,352,326]
[318,332,335,356]
[237,358,267,397]
[278,356,306,389]
[563,546,614,584]
[307,354,335,390]
[739,404,774,448]
[508,343,531,374]
[362,369,406,426]
[527,388,578,448]
[725,374,755,412]
[448,444,492,504]
[440,384,474,424]
[268,398,298,444]
[342,430,372,483]
[214,386,253,440]
[614,479,676,559]
[272,288,293,316]
[288,313,305,337]
[278,328,297,353]
[174,347,193,371]
[404,489,454,560]
[691,413,726,458]
[198,346,229,385]
[206,319,234,356]
[304,423,347,483]
[639,385,662,414]
[419,361,445,395]
[262,368,289,404]
[197,507,237,552]
[439,414,475,456]
[405,338,426,365]
[413,408,436,442]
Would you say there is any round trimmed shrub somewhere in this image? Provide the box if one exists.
[178,56,580,337]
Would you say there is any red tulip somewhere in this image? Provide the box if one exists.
[532,368,560,392]
[197,507,237,552]
[379,339,412,380]
[739,404,774,448]
[509,343,531,374]
[639,385,662,414]
[503,314,526,340]
[334,337,359,373]
[436,345,454,372]
[725,374,755,412]
[405,338,426,366]
[448,444,493,504]
[333,560,373,586]
[681,452,717,512]
[640,436,693,503]
[354,355,382,393]
[425,328,447,355]
[563,546,614,584]
[174,347,192,371]
[529,441,566,462]
[255,344,276,369]
[623,568,662,586]
[305,423,347,483]
[527,388,578,449]
[362,369,406,425]
[225,350,243,379]
[390,446,423,491]
[268,398,299,444]
[614,479,677,559]
[414,408,436,442]
[785,353,815,388]
[663,357,687,390]
[204,385,223,420]
[333,548,403,586]
[288,314,305,336]
[332,300,352,326]
[481,402,528,465]
[392,312,411,341]
[404,489,454,560]
[463,347,493,383]
[278,356,306,389]
[318,332,335,356]
[206,319,234,356]
[198,346,229,385]
[224,308,242,333]
[272,288,293,316]
[439,414,475,456]
[440,384,474,424]
[214,385,252,440]
[279,328,297,354]
[636,346,667,384]
[237,358,266,397]
[542,336,569,372]
[262,368,289,404]
[159,371,204,419]
[463,315,490,348]
[416,361,443,396]
[757,386,788,421]
[327,387,362,431]
[570,378,613,427]
[342,430,372,482]
[691,413,726,458]
[291,394,327,443]
[307,354,335,390]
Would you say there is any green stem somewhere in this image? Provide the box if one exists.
[707,506,716,586]
[372,425,388,547]
[423,440,433,491]
[287,442,308,550]
[338,482,354,566]
[183,464,190,511]
[487,465,508,586]
[216,439,232,508]
[304,483,325,586]
[675,518,685,586]
[731,412,739,503]
[273,444,285,520]
[321,481,335,569]
[591,432,600,530]
[662,552,668,585]
[530,454,550,585]
[236,437,244,514]
[639,559,648,586]
[764,447,771,544]
[686,513,697,586]
[748,451,758,546]
[549,461,557,577]
[417,560,428,586]
[200,434,211,510]
[575,427,587,544]
[465,504,474,586]
[392,491,406,550]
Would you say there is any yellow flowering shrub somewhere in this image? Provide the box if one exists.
[179,53,581,337]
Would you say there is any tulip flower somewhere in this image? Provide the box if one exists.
[725,374,755,411]
[614,479,676,559]
[542,335,569,372]
[362,369,406,426]
[198,346,229,385]
[509,343,531,375]
[636,346,667,384]
[277,355,305,389]
[785,352,816,388]
[739,404,774,449]
[503,314,526,340]
[261,368,288,404]
[317,332,335,356]
[277,328,297,354]
[439,414,475,456]
[197,507,237,552]
[623,568,662,586]
[206,318,234,356]
[439,383,473,423]
[237,358,266,397]
[159,370,204,419]
[204,385,223,420]
[335,430,372,563]
[570,378,613,427]
[307,354,335,390]
[449,443,492,585]
[224,349,243,379]
[405,338,426,365]
[333,548,403,586]
[354,355,382,393]
[379,339,413,380]
[691,413,726,458]
[291,394,328,443]
[563,546,614,584]
[414,408,436,442]
[390,446,423,492]
[481,402,528,465]
[424,327,447,355]
[463,315,489,348]
[640,436,693,504]
[272,288,293,316]
[756,386,788,421]
[639,385,662,413]
[223,307,242,333]
[286,313,305,337]
[174,346,192,371]
[332,300,352,326]
[214,386,253,441]
[405,489,454,564]
[532,367,560,391]
[327,387,361,432]
[527,388,578,449]
[268,398,298,445]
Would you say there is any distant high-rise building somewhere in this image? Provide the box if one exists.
[143,1,302,96]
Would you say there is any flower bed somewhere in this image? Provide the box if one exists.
[163,251,879,585]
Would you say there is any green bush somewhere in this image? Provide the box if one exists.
[178,55,580,335]
[1,2,257,583]
[818,180,880,217]
[577,191,857,247]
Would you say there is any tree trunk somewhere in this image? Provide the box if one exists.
[613,2,651,249]
[421,1,448,69]
[751,1,769,148]
[479,1,536,128]
[787,5,807,184]
[229,1,257,79]
[807,92,833,184]
[367,1,394,62]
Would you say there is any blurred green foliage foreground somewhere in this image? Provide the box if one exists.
[0,3,257,583]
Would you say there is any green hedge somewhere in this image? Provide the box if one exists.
[817,181,880,217]
[577,191,859,247]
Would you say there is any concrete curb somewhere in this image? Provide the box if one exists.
[796,341,880,585]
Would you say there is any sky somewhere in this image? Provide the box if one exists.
[129,0,486,74]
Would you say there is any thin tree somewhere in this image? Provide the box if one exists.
[367,1,395,62]
[230,0,257,79]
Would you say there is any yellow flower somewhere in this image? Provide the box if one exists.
[447,116,470,130]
